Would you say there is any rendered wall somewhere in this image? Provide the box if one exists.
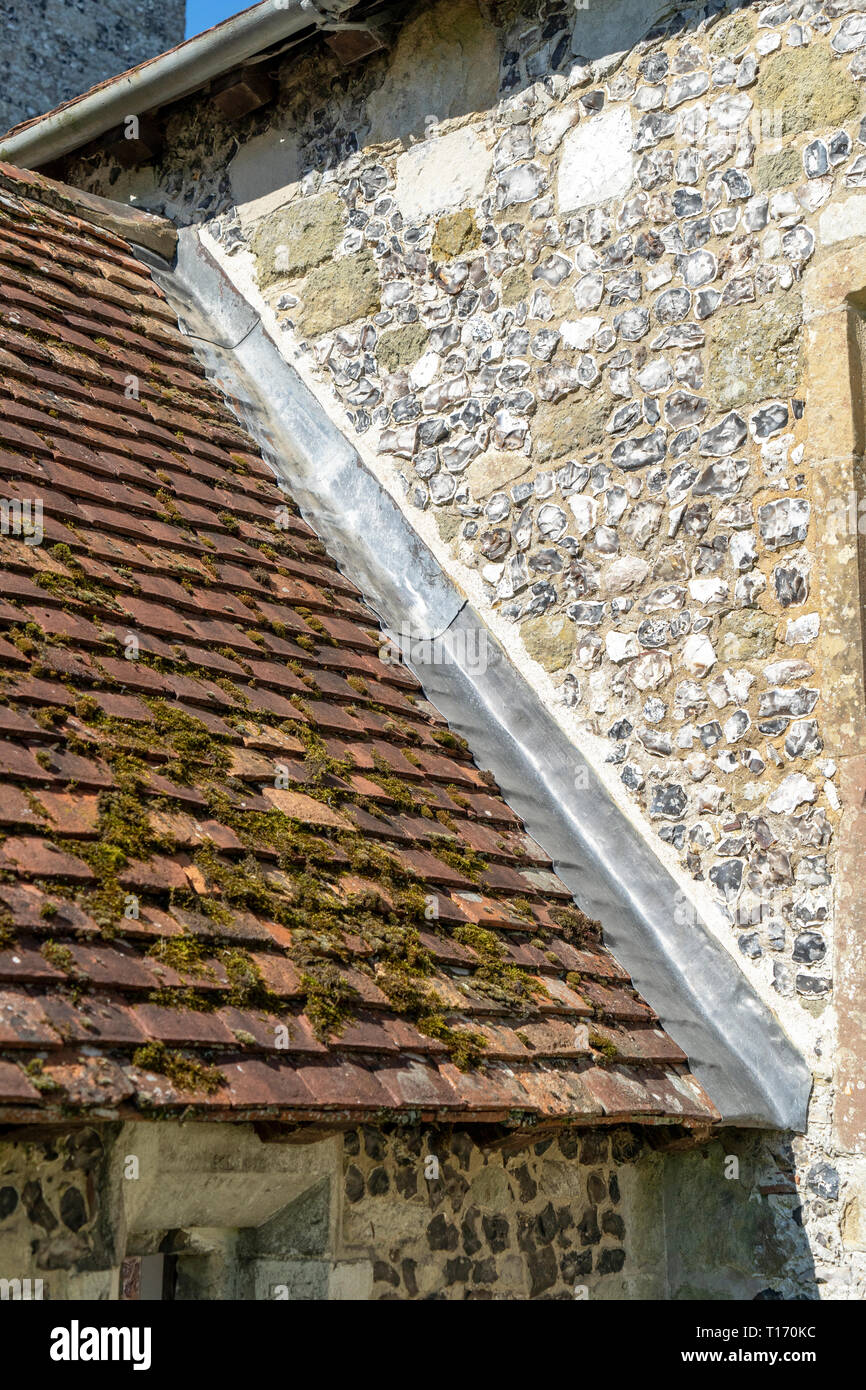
[67,0,866,1296]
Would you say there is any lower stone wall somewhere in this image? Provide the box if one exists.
[0,1119,820,1300]
[334,1123,817,1300]
[337,1123,639,1299]
[0,1124,120,1299]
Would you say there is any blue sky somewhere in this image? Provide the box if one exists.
[185,1,250,39]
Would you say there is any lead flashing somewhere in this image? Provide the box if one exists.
[146,225,812,1132]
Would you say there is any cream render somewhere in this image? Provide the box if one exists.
[2,0,866,1298]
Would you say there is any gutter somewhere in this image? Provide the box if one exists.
[0,0,357,170]
[135,225,812,1132]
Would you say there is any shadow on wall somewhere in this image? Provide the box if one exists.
[168,1129,820,1301]
[0,1122,818,1299]
[656,1132,818,1301]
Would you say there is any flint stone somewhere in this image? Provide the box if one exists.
[558,107,634,212]
[767,772,817,813]
[611,428,667,471]
[758,497,810,549]
[699,412,747,457]
[650,783,688,819]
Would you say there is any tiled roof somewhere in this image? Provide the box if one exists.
[0,164,717,1129]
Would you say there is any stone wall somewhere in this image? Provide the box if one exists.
[0,1124,120,1298]
[334,1122,815,1299]
[0,0,185,131]
[0,1120,815,1299]
[67,0,866,1296]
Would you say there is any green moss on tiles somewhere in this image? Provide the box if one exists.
[10,624,43,657]
[451,922,541,1010]
[70,782,171,931]
[589,1030,619,1064]
[220,947,279,1011]
[298,958,360,1040]
[132,1042,224,1094]
[155,489,192,532]
[287,659,319,692]
[35,568,124,613]
[430,728,470,754]
[148,932,210,978]
[194,842,280,918]
[420,1015,487,1071]
[511,897,535,922]
[288,721,354,791]
[33,705,65,729]
[428,842,487,882]
[369,759,418,812]
[147,701,233,783]
[146,986,215,1013]
[551,903,602,945]
[24,1057,61,1093]
[49,542,81,568]
[41,939,75,973]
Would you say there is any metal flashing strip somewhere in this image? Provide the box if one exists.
[149,226,812,1131]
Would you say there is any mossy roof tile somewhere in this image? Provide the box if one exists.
[0,163,718,1129]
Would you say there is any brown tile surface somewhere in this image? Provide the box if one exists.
[0,164,717,1129]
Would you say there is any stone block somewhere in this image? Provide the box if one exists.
[394,126,493,222]
[757,44,859,138]
[366,0,499,145]
[754,145,801,192]
[468,449,531,497]
[533,391,610,460]
[376,322,429,373]
[296,251,380,337]
[520,613,575,672]
[252,192,346,288]
[718,610,777,662]
[558,107,634,214]
[819,194,866,247]
[432,208,481,261]
[705,293,802,410]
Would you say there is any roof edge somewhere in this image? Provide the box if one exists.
[140,224,813,1132]
[0,0,356,170]
[0,162,178,258]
